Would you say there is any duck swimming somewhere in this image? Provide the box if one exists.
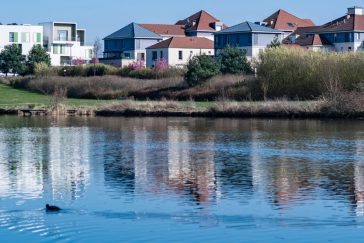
[46,204,61,212]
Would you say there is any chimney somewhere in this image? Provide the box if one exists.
[347,6,363,15]
[213,22,224,31]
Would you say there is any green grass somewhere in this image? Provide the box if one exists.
[0,83,316,110]
[0,83,116,108]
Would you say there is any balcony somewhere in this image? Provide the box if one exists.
[53,36,77,42]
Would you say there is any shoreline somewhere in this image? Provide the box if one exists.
[1,107,364,119]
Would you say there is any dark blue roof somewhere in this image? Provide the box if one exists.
[104,23,162,40]
[215,21,282,35]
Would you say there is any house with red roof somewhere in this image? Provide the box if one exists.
[101,10,225,67]
[284,7,364,52]
[175,10,227,41]
[262,9,315,38]
[146,37,214,67]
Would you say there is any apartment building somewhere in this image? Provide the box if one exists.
[0,24,43,56]
[39,22,93,66]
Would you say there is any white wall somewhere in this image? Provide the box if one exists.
[0,25,43,56]
[41,22,93,66]
[146,47,214,67]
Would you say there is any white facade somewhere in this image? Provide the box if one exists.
[0,24,43,56]
[39,22,93,66]
[146,47,214,67]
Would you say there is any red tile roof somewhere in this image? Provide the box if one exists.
[318,14,364,32]
[176,10,227,31]
[294,34,332,46]
[263,9,315,31]
[147,37,214,49]
[140,24,185,36]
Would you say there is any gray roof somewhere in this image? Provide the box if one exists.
[104,22,162,40]
[215,21,282,35]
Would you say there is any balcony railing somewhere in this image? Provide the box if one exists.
[54,36,77,42]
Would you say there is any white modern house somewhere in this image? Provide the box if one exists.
[39,22,93,66]
[146,37,214,67]
[0,24,43,56]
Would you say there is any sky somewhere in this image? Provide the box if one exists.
[1,0,363,45]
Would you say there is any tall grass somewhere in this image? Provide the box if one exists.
[18,75,185,99]
[257,47,364,99]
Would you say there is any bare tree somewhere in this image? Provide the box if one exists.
[93,37,102,76]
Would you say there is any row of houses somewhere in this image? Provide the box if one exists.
[101,6,364,68]
[0,21,93,66]
[1,6,363,67]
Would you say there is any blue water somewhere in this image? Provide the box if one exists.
[1,116,364,242]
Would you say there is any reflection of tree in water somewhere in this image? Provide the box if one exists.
[103,132,136,194]
[217,154,253,196]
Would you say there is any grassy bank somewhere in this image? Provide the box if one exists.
[0,83,116,109]
[1,83,363,119]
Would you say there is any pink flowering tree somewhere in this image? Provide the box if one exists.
[72,58,85,66]
[155,58,168,71]
[128,60,145,70]
[92,57,99,64]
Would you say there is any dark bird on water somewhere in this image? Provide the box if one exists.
[46,204,61,212]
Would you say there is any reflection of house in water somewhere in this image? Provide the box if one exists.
[251,129,271,195]
[48,127,91,201]
[134,126,148,192]
[354,139,364,216]
[0,128,44,198]
[167,125,216,204]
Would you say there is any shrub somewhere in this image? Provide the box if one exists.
[185,54,220,86]
[34,62,55,77]
[57,66,85,77]
[129,68,156,79]
[218,46,252,74]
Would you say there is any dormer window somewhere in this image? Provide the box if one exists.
[287,22,297,28]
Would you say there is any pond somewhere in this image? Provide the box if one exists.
[0,116,364,242]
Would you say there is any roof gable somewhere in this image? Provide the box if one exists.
[216,21,282,34]
[176,10,226,32]
[104,23,162,40]
[263,9,315,31]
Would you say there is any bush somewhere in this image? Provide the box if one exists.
[185,54,220,86]
[34,62,54,77]
[129,68,156,79]
[218,46,252,74]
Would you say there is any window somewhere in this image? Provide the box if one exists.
[53,45,59,54]
[357,33,361,40]
[124,52,131,58]
[152,51,157,60]
[136,40,141,49]
[57,30,68,41]
[178,51,183,60]
[9,32,17,42]
[21,32,30,43]
[89,49,93,59]
[34,33,41,43]
[160,51,163,59]
[60,45,66,54]
[349,47,352,51]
